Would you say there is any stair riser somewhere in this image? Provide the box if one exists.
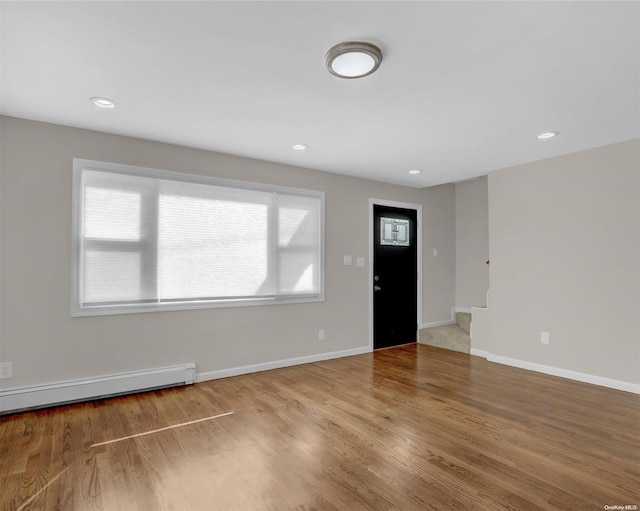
[456,312,471,335]
[419,325,470,354]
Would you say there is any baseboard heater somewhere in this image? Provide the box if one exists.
[0,363,196,414]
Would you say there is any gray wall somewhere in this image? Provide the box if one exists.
[455,177,489,309]
[488,139,639,385]
[0,116,455,389]
[3,116,635,391]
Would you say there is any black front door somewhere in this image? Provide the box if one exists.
[373,205,418,349]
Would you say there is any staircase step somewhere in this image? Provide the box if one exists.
[456,312,471,335]
[419,325,470,354]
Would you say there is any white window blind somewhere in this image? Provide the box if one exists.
[72,159,324,316]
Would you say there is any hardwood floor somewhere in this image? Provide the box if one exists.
[1,344,639,510]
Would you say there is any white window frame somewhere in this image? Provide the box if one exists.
[71,159,325,317]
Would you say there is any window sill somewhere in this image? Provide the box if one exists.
[71,294,325,317]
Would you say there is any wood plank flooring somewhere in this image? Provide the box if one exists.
[1,344,639,510]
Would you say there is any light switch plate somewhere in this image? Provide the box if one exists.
[356,257,365,267]
[0,362,12,379]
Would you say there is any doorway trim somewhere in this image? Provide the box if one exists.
[369,199,423,350]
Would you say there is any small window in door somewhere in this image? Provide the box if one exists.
[380,217,410,246]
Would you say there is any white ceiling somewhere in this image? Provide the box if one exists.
[1,1,638,188]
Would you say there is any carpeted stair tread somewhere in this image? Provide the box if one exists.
[419,324,470,354]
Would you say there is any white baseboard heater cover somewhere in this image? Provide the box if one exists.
[0,363,196,414]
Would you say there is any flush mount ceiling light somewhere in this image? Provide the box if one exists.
[90,97,117,109]
[292,144,308,151]
[326,41,382,79]
[537,131,559,139]
[408,169,422,175]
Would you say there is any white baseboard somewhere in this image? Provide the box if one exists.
[0,363,196,414]
[486,354,640,395]
[0,348,373,413]
[421,306,475,329]
[196,346,371,383]
[470,348,489,358]
[420,319,456,329]
[420,307,456,330]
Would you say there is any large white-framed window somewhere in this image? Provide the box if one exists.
[71,159,324,316]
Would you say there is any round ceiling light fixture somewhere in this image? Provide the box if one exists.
[326,41,382,79]
[408,169,422,175]
[292,144,308,151]
[90,97,117,109]
[537,131,558,139]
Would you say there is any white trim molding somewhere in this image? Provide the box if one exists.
[420,319,456,329]
[196,346,371,383]
[420,307,456,330]
[470,348,489,358]
[486,354,640,395]
[0,363,196,414]
[0,348,373,414]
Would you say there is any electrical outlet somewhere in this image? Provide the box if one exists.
[356,257,365,267]
[0,362,12,379]
[319,329,326,341]
[343,255,352,266]
[541,332,550,345]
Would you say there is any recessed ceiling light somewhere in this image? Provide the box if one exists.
[326,42,382,79]
[537,131,558,139]
[292,144,307,151]
[408,169,422,175]
[90,97,117,109]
